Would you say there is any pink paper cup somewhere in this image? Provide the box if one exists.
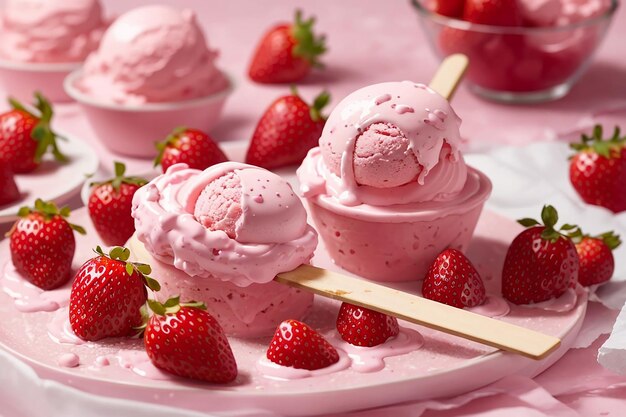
[127,235,313,338]
[0,59,78,102]
[307,167,492,282]
[64,70,233,158]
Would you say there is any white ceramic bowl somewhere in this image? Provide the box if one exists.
[0,59,79,102]
[64,70,234,158]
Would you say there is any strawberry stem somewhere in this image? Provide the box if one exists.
[93,245,161,292]
[147,296,206,316]
[91,161,148,192]
[570,124,625,158]
[14,198,85,234]
[291,9,326,67]
[517,205,581,243]
[153,126,188,167]
[9,92,68,164]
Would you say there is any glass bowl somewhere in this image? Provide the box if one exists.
[412,0,618,103]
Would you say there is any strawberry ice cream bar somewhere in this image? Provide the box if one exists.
[298,81,491,282]
[130,162,317,337]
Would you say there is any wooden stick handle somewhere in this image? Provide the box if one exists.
[276,265,561,360]
[429,53,469,100]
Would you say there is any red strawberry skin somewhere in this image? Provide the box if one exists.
[145,307,238,383]
[336,303,399,347]
[88,183,142,246]
[0,109,39,173]
[246,94,325,169]
[69,256,148,341]
[157,128,228,173]
[10,212,76,290]
[570,148,626,213]
[0,161,20,206]
[249,24,309,83]
[502,226,579,304]
[576,237,615,286]
[267,319,339,371]
[430,0,465,17]
[463,0,522,26]
[422,248,486,308]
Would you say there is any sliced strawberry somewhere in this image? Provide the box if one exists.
[249,10,326,83]
[570,125,626,213]
[267,319,339,370]
[88,161,147,246]
[502,205,580,304]
[144,297,238,383]
[154,127,228,173]
[69,246,160,341]
[246,88,329,169]
[0,92,66,173]
[336,303,399,347]
[8,199,85,290]
[422,248,486,308]
[575,231,620,287]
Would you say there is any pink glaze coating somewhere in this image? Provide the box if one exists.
[132,162,318,288]
[0,0,106,63]
[76,5,228,104]
[317,81,467,207]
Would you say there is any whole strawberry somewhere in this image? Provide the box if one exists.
[267,319,339,370]
[570,125,626,213]
[502,205,580,305]
[9,199,85,290]
[575,231,621,287]
[422,248,486,308]
[0,92,66,173]
[246,88,329,169]
[336,303,399,347]
[69,246,160,341]
[463,0,522,26]
[249,10,326,83]
[154,127,228,173]
[145,297,238,383]
[88,162,147,246]
[0,161,20,206]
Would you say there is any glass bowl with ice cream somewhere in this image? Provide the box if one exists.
[127,162,318,337]
[297,80,492,282]
[412,0,617,103]
[64,5,232,158]
[0,0,107,102]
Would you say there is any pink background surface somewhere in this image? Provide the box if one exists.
[0,0,625,416]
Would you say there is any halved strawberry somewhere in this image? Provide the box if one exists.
[422,248,486,308]
[69,246,160,341]
[336,302,399,347]
[145,297,238,383]
[267,319,339,370]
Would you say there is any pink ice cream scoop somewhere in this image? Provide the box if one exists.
[0,0,106,63]
[131,163,317,337]
[298,81,491,282]
[75,5,228,105]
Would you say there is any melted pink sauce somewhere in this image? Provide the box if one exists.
[0,263,70,313]
[57,353,80,368]
[256,349,352,380]
[47,308,85,345]
[467,295,510,318]
[522,287,580,313]
[116,350,172,380]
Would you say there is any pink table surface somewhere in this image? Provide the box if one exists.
[1,0,626,416]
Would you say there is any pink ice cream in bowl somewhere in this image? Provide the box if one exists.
[128,162,318,337]
[297,81,492,282]
[0,0,107,102]
[64,5,232,158]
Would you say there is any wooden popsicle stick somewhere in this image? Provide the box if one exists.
[276,265,561,360]
[428,53,469,100]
